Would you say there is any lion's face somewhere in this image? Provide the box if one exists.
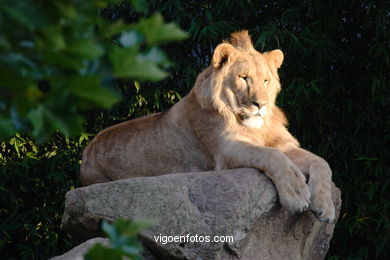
[222,52,276,128]
[209,32,284,129]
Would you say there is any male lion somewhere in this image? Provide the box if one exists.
[80,30,335,223]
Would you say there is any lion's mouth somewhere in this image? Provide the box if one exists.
[238,112,250,120]
[237,105,267,128]
[238,105,266,119]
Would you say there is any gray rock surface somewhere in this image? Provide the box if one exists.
[60,168,341,260]
[50,237,109,260]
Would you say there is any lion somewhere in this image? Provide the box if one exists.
[80,30,335,223]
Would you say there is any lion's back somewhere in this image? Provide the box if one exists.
[80,103,215,185]
[80,112,165,184]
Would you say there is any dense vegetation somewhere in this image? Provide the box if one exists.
[0,0,186,142]
[1,0,389,259]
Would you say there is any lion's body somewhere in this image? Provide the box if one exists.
[81,68,294,184]
[81,97,215,182]
[80,31,335,223]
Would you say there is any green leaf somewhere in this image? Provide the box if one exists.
[66,39,103,59]
[26,106,46,142]
[102,220,119,241]
[43,108,82,137]
[113,218,141,237]
[42,51,84,70]
[136,13,188,45]
[26,105,82,143]
[100,21,133,38]
[109,46,167,81]
[0,35,11,50]
[101,218,149,246]
[84,244,122,260]
[121,245,141,256]
[143,47,170,67]
[39,26,66,51]
[92,0,122,8]
[1,2,48,29]
[0,53,41,79]
[0,117,16,140]
[52,1,77,20]
[130,0,148,13]
[68,76,120,108]
[119,31,144,47]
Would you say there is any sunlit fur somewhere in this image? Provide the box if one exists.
[193,31,293,147]
[81,30,298,184]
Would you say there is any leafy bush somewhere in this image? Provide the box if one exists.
[85,218,148,260]
[0,0,186,142]
[0,134,86,259]
[0,0,187,259]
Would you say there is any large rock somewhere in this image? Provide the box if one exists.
[50,238,109,260]
[60,168,341,260]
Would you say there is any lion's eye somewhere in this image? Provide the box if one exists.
[239,75,249,85]
[264,79,269,88]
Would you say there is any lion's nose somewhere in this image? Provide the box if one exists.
[251,101,260,108]
[252,101,266,108]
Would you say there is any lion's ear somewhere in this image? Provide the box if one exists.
[212,43,236,69]
[264,49,284,69]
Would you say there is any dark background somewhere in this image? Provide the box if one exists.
[1,0,389,259]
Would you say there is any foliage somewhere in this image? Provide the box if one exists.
[0,133,87,259]
[0,0,187,142]
[0,0,389,260]
[85,218,149,260]
[0,0,186,259]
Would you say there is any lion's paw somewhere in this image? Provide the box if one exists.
[277,182,311,212]
[310,190,335,223]
[275,166,311,212]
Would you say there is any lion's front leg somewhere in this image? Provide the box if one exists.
[278,142,336,223]
[219,141,311,213]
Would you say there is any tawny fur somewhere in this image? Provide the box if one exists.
[80,30,335,223]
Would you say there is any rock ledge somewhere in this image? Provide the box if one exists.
[58,168,341,260]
